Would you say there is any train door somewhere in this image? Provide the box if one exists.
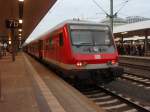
[51,35,58,61]
[55,35,60,62]
[58,32,64,62]
[38,40,43,59]
[54,32,64,62]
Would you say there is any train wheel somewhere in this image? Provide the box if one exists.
[90,71,103,84]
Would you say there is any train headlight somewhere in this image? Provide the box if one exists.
[111,60,117,64]
[76,62,83,67]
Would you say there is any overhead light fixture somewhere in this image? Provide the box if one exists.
[9,40,11,45]
[18,29,22,32]
[8,32,11,40]
[19,19,23,24]
[121,32,128,35]
[19,37,22,40]
[19,34,22,36]
[19,0,24,2]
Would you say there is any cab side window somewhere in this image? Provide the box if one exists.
[59,33,63,47]
[49,37,53,48]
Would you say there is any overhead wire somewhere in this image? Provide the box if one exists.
[114,0,133,16]
[114,0,129,15]
[92,0,109,16]
[91,0,135,21]
[92,0,133,17]
[114,0,127,11]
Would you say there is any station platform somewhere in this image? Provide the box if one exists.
[119,55,150,68]
[119,55,150,79]
[0,53,104,112]
[120,55,150,60]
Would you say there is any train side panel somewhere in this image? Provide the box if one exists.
[42,25,73,66]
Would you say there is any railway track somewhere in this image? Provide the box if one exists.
[119,62,150,71]
[69,66,150,112]
[119,56,150,72]
[119,59,150,89]
[120,74,150,90]
[77,84,150,112]
[33,54,150,112]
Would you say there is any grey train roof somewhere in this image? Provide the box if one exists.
[48,20,108,31]
[27,20,109,44]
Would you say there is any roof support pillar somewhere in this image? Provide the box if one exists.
[110,0,114,32]
[144,30,148,56]
[11,29,16,61]
[121,35,124,46]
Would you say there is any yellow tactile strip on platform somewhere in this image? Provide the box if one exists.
[23,54,66,112]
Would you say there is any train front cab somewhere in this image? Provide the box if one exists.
[64,23,123,83]
[37,22,123,84]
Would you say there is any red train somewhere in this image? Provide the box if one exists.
[25,20,123,83]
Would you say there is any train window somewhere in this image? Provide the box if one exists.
[45,40,48,50]
[49,38,53,47]
[59,33,64,46]
[71,31,93,46]
[93,31,111,45]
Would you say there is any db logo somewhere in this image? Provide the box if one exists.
[94,55,101,59]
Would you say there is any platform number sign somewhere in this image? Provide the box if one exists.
[5,19,19,28]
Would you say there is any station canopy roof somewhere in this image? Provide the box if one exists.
[0,0,57,41]
[113,20,150,37]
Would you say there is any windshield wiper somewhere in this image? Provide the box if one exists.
[94,43,112,46]
[73,42,93,46]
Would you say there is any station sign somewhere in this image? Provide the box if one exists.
[5,19,19,29]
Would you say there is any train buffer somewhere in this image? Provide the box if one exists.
[0,52,105,112]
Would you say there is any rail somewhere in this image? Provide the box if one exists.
[76,84,150,112]
[98,85,150,112]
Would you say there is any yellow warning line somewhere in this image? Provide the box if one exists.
[23,54,66,112]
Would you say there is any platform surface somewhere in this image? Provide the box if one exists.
[0,53,39,112]
[0,53,104,112]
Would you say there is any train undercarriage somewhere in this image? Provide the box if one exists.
[62,67,124,84]
[28,54,123,85]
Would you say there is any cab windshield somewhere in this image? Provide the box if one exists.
[71,30,111,46]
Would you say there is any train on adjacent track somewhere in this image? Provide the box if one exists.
[25,20,123,84]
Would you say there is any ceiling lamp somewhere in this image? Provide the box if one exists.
[18,0,24,2]
[9,40,12,45]
[18,29,22,32]
[19,19,23,24]
[121,32,128,35]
